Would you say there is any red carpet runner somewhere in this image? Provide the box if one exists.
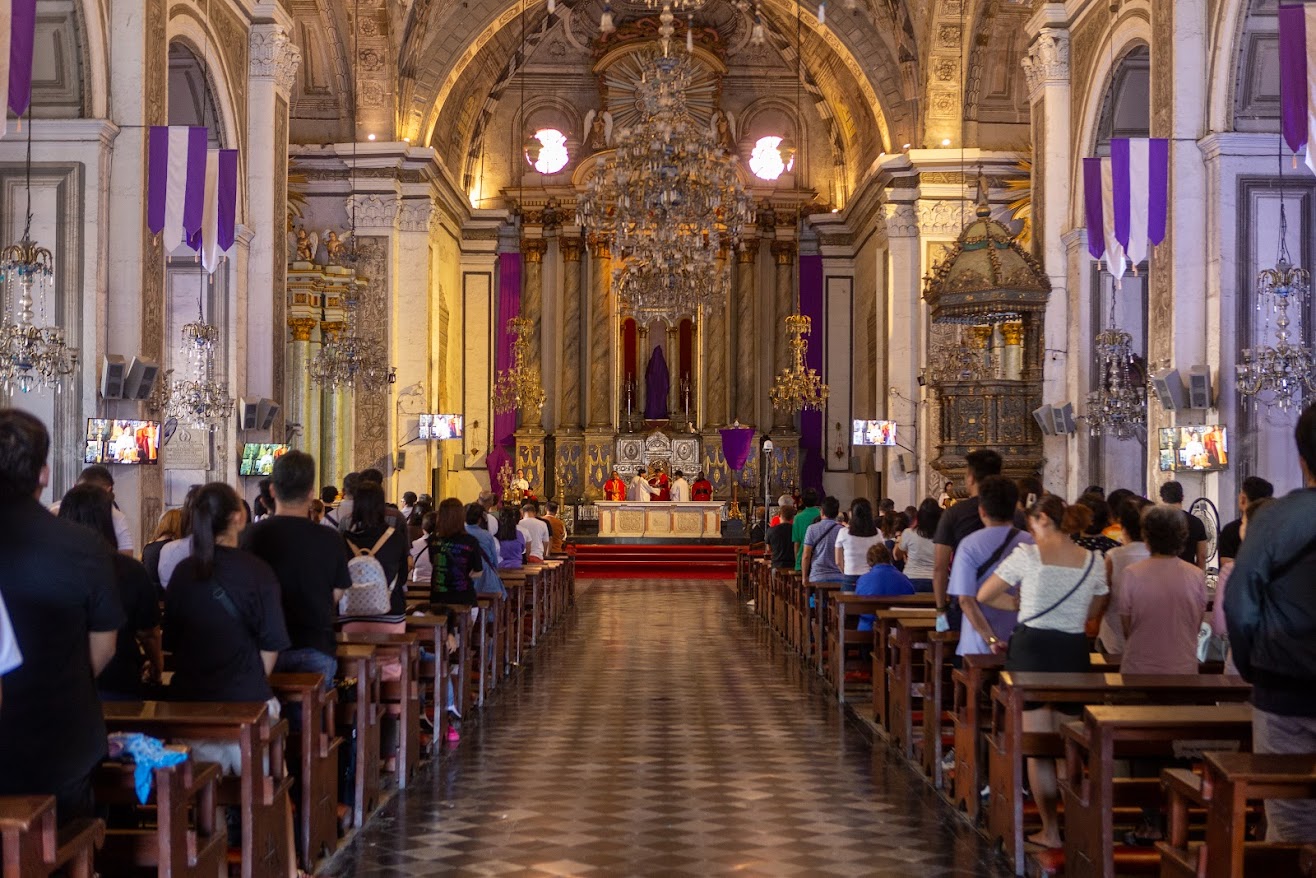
[571,543,740,580]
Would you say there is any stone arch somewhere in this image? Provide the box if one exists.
[74,0,110,118]
[1218,0,1279,133]
[166,14,242,159]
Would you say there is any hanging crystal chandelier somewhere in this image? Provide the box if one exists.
[1236,202,1315,413]
[1087,325,1146,440]
[491,316,546,414]
[577,50,750,318]
[0,115,78,394]
[770,314,828,413]
[613,256,729,323]
[162,319,233,430]
[308,299,397,391]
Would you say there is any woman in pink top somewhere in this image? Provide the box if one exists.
[1117,505,1207,675]
[1210,497,1271,675]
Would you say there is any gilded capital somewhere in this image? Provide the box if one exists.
[1001,321,1025,346]
[771,240,797,265]
[320,320,346,339]
[288,316,317,342]
[523,238,548,263]
[560,237,584,262]
[967,325,993,350]
[587,235,611,260]
[737,238,761,263]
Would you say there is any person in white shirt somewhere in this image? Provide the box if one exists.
[48,465,134,554]
[510,470,531,495]
[628,470,659,502]
[517,501,551,562]
[834,499,884,585]
[670,470,691,503]
[410,510,435,583]
[0,592,22,707]
[399,491,418,522]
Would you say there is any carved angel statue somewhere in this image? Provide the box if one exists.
[291,226,318,263]
[323,229,347,265]
[583,109,614,150]
[711,110,735,152]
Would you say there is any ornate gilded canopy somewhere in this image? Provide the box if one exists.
[922,202,1050,325]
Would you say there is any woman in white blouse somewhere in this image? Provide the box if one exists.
[834,499,883,587]
[978,494,1110,850]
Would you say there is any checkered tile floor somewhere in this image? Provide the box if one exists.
[318,579,1009,877]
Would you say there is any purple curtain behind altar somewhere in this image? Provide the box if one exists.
[799,254,825,495]
[487,252,521,495]
[720,427,755,471]
[644,345,670,420]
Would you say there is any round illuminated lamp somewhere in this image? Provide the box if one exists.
[749,135,787,181]
[525,128,570,175]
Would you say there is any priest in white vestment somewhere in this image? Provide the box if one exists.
[628,471,660,501]
[670,471,690,503]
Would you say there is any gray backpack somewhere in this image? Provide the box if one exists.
[339,527,395,616]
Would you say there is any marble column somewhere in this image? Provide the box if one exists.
[555,237,585,499]
[394,198,436,497]
[705,249,731,428]
[584,237,614,500]
[521,237,547,430]
[735,239,760,426]
[1001,321,1024,381]
[286,317,317,451]
[319,320,352,487]
[667,323,682,426]
[636,323,649,422]
[771,240,797,431]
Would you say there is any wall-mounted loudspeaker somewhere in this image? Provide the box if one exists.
[1151,368,1185,411]
[897,452,917,475]
[256,398,279,431]
[122,358,160,401]
[1032,405,1057,437]
[237,399,259,430]
[1188,366,1212,409]
[100,355,126,399]
[1054,402,1076,435]
[395,450,407,471]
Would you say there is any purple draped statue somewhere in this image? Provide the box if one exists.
[644,345,670,420]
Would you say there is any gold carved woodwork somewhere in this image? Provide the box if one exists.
[523,238,548,263]
[1001,321,1024,346]
[320,320,345,339]
[288,316,317,342]
[966,326,993,349]
[771,240,797,265]
[737,239,760,263]
[560,237,583,262]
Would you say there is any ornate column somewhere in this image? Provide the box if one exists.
[704,248,731,428]
[735,239,760,426]
[667,323,682,426]
[286,316,317,451]
[1001,321,1024,380]
[393,198,435,497]
[520,237,547,430]
[770,240,797,431]
[555,236,585,500]
[635,322,649,422]
[584,237,614,499]
[247,24,301,435]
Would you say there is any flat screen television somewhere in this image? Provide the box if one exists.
[852,419,897,447]
[85,419,160,465]
[419,413,464,440]
[1157,425,1228,473]
[239,443,289,477]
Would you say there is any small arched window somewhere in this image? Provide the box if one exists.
[749,135,786,181]
[533,128,570,175]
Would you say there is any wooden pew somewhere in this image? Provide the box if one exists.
[405,603,471,722]
[919,629,959,791]
[405,612,451,750]
[473,593,504,706]
[1056,703,1253,878]
[869,606,938,721]
[951,653,1006,820]
[1158,752,1316,878]
[986,673,1253,876]
[337,634,421,787]
[102,701,292,878]
[268,673,341,871]
[333,643,382,831]
[886,616,939,758]
[93,758,226,877]
[0,796,104,878]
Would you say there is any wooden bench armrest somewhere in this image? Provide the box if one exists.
[1162,767,1206,805]
[51,817,105,870]
[0,795,55,832]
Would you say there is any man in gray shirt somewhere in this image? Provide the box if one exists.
[801,496,847,588]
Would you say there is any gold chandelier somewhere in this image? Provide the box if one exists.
[770,314,828,413]
[492,316,546,414]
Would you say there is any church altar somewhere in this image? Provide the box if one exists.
[595,501,724,538]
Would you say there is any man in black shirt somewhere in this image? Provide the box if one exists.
[766,506,797,569]
[1159,480,1208,568]
[0,409,123,823]
[1219,476,1274,562]
[242,450,350,688]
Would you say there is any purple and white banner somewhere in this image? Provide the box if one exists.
[1280,3,1316,174]
[148,126,239,273]
[2,0,37,138]
[1082,137,1168,284]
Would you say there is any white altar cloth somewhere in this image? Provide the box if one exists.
[595,501,723,538]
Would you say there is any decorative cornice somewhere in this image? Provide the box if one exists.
[345,193,400,233]
[249,25,301,97]
[1021,29,1070,101]
[522,238,548,263]
[881,202,919,238]
[917,200,970,238]
[397,197,435,233]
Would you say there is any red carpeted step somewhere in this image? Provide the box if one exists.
[572,543,742,580]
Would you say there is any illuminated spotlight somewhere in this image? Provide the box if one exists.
[941,138,952,146]
[367,133,376,141]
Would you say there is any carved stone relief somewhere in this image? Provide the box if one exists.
[352,235,390,469]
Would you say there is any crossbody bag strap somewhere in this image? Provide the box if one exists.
[976,527,1020,582]
[211,577,259,643]
[368,526,395,555]
[1018,551,1097,628]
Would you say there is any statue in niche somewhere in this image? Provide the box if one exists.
[583,109,614,150]
[323,230,347,265]
[711,110,736,152]
[292,227,318,263]
[644,345,670,421]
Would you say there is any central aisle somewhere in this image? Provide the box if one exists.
[322,580,1009,877]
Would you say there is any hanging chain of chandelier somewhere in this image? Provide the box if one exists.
[576,50,751,324]
[308,280,396,391]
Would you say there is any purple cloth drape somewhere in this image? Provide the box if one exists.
[1281,3,1309,157]
[799,254,825,495]
[644,345,670,420]
[147,126,170,234]
[1147,138,1169,246]
[181,127,208,241]
[720,427,755,471]
[1083,157,1105,260]
[1111,138,1131,250]
[487,252,522,496]
[217,149,238,250]
[8,0,36,118]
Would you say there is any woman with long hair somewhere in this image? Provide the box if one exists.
[58,485,163,700]
[429,498,484,607]
[977,495,1109,849]
[142,507,184,593]
[495,506,526,569]
[834,498,883,587]
[896,498,941,592]
[343,481,411,622]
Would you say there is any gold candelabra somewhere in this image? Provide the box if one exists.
[492,316,546,414]
[769,314,829,413]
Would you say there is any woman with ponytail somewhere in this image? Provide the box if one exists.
[977,494,1109,850]
[164,482,291,716]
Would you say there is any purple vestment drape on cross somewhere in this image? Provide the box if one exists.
[487,252,521,496]
[644,345,670,420]
[798,254,825,495]
[719,427,755,471]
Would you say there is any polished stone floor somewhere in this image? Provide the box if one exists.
[319,580,1009,877]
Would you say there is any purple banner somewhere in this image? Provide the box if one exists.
[1281,4,1309,156]
[181,127,208,240]
[8,0,36,118]
[1147,137,1170,246]
[799,254,825,496]
[720,426,755,472]
[1083,157,1105,260]
[644,344,670,420]
[217,149,238,250]
[1110,138,1131,250]
[488,252,522,497]
[147,126,170,235]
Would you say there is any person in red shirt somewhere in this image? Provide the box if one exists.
[603,470,627,501]
[648,463,670,501]
[691,472,713,501]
